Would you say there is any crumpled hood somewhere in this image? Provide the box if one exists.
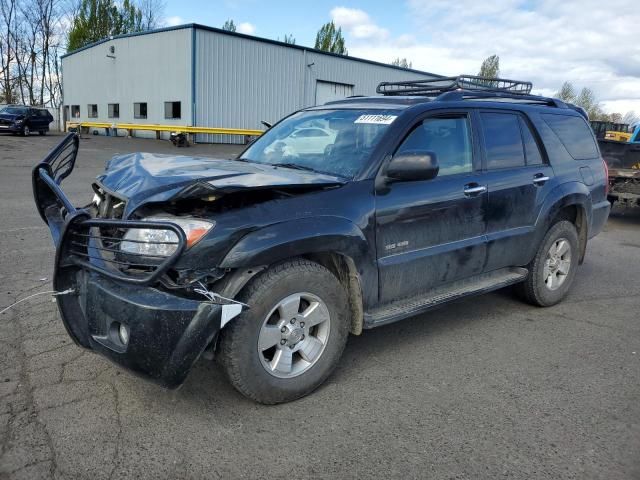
[97,152,344,216]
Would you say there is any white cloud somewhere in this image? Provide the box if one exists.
[334,0,640,115]
[237,22,256,35]
[330,7,389,41]
[165,16,184,27]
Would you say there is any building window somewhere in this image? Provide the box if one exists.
[88,104,98,118]
[134,102,147,119]
[71,105,80,118]
[164,101,181,119]
[108,103,119,118]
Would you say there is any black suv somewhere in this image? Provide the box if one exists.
[33,76,610,404]
[1,105,53,135]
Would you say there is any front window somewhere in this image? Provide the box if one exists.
[396,115,473,176]
[240,109,399,178]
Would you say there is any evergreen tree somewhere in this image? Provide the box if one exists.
[67,0,144,52]
[314,21,347,55]
[222,19,236,32]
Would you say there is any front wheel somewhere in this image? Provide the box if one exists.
[517,220,579,307]
[219,259,349,404]
[22,125,30,136]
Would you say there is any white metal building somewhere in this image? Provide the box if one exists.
[61,24,440,142]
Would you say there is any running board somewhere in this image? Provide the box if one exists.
[364,267,528,328]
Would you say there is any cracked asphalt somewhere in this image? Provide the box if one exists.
[1,133,639,479]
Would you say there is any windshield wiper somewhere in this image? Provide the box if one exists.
[272,162,318,173]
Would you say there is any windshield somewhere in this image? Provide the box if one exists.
[240,109,400,178]
[1,106,27,115]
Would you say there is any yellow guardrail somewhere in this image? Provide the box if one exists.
[66,121,263,137]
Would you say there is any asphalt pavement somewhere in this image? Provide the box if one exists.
[1,133,639,479]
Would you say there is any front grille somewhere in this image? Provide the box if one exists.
[0,119,11,126]
[62,217,186,285]
[93,187,126,220]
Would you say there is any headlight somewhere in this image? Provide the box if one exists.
[120,216,214,256]
[14,119,23,124]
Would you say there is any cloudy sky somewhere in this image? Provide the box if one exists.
[165,0,640,115]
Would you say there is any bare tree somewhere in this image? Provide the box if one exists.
[623,111,639,125]
[137,0,164,30]
[1,0,67,107]
[0,0,17,103]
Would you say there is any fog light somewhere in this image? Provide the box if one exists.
[118,323,130,345]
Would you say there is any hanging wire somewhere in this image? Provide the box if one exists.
[0,289,75,316]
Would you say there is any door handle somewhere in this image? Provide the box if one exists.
[463,184,487,196]
[533,174,550,185]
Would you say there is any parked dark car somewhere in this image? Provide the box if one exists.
[0,105,53,135]
[33,75,610,404]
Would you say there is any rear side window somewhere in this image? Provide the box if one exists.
[519,117,544,165]
[481,112,525,169]
[541,114,599,160]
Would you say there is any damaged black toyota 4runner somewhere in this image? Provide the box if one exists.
[33,76,610,404]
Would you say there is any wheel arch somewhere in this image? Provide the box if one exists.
[534,182,592,264]
[218,216,373,335]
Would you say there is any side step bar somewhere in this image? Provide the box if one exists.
[364,267,528,328]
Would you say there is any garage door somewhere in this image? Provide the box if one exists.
[315,81,354,105]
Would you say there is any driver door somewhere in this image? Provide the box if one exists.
[375,111,488,303]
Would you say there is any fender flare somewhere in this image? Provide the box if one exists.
[530,181,592,263]
[218,216,376,324]
[219,216,371,271]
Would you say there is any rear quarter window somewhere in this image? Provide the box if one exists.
[541,114,599,160]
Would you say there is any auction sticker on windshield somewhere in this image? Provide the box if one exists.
[354,114,397,125]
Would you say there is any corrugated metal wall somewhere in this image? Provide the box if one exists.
[62,28,192,139]
[61,26,439,144]
[194,29,438,143]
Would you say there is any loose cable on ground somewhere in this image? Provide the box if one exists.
[0,289,75,316]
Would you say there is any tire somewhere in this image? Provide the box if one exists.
[517,220,579,307]
[219,259,349,404]
[39,130,46,136]
[22,125,30,136]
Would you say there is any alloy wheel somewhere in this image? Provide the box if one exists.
[543,238,572,291]
[257,292,331,378]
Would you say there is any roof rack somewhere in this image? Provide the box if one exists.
[377,75,533,96]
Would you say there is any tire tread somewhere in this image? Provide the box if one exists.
[219,258,348,404]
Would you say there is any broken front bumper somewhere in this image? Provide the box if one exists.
[32,134,235,388]
[56,269,222,388]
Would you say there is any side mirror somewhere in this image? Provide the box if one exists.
[387,151,439,182]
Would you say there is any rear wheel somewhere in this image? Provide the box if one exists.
[39,130,46,135]
[219,259,349,404]
[518,220,579,306]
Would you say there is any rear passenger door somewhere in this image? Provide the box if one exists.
[479,111,554,270]
[29,109,44,130]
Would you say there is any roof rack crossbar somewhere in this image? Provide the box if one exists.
[435,90,565,107]
[377,74,533,96]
